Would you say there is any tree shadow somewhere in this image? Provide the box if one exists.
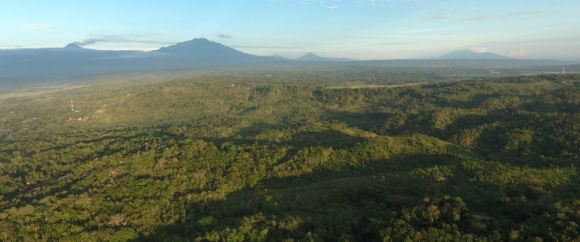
[131,152,470,241]
[203,123,366,149]
[323,111,390,131]
[290,130,365,149]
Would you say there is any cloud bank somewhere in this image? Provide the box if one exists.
[73,35,174,47]
[216,34,233,39]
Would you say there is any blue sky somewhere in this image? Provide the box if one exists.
[1,0,579,60]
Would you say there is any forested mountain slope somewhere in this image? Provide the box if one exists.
[0,73,578,241]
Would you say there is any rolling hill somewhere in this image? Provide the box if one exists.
[0,72,578,241]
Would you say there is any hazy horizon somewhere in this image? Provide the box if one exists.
[1,0,579,60]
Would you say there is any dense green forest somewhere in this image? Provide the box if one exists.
[0,72,578,241]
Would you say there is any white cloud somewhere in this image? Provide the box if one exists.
[503,48,528,58]
[18,23,51,31]
[421,11,548,21]
[73,35,174,46]
[359,0,377,5]
[305,0,342,9]
[305,0,380,9]
[471,47,489,53]
[216,33,233,39]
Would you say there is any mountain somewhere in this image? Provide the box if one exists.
[156,38,250,60]
[0,38,282,87]
[440,50,510,60]
[297,53,351,62]
[298,53,327,61]
[0,40,574,88]
[63,43,88,50]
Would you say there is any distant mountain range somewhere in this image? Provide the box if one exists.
[0,38,284,87]
[297,53,352,62]
[440,50,511,60]
[0,39,576,87]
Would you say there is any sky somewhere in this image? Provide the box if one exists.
[1,0,579,60]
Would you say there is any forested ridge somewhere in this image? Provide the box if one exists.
[0,73,578,241]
